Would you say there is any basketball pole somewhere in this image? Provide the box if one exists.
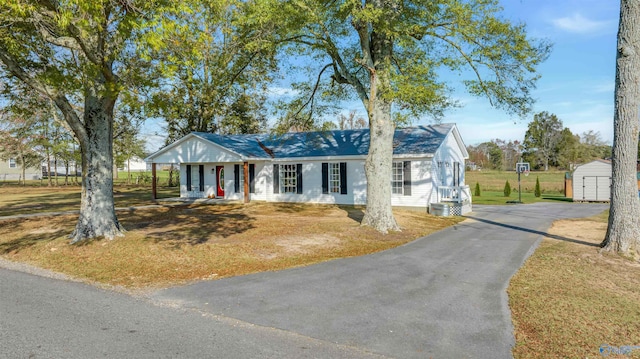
[518,169,522,203]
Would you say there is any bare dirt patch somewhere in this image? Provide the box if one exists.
[275,234,342,253]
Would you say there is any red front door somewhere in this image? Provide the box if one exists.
[216,166,225,197]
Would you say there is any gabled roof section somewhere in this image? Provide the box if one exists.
[147,123,460,161]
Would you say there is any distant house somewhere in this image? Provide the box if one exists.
[145,124,472,215]
[118,156,149,172]
[0,158,41,181]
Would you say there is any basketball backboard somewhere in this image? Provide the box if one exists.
[516,162,530,173]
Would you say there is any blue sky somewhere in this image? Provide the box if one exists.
[437,0,620,146]
[311,0,620,147]
[143,0,620,152]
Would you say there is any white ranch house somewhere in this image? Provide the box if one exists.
[145,123,472,215]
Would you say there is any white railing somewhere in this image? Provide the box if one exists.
[438,185,472,204]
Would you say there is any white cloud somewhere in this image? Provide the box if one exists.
[590,81,614,94]
[267,86,299,97]
[551,13,612,34]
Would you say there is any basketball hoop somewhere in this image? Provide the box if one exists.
[516,162,530,175]
[512,161,531,204]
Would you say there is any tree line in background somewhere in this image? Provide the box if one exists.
[0,90,147,185]
[467,111,612,171]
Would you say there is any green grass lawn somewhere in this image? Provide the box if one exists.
[471,191,571,205]
[467,170,568,204]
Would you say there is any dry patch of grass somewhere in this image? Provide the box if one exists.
[509,212,640,358]
[0,185,178,216]
[0,202,461,289]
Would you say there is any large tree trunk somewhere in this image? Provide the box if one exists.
[601,0,640,256]
[360,23,400,233]
[70,96,125,244]
[362,98,400,233]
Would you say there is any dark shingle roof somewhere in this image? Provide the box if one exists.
[192,123,454,159]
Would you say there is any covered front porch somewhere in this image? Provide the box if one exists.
[149,161,254,203]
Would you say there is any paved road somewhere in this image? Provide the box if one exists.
[1,203,607,358]
[0,268,385,359]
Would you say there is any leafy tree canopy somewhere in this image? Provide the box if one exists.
[247,0,551,127]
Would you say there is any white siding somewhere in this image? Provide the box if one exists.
[572,161,612,201]
[225,162,268,201]
[265,160,367,205]
[430,131,468,205]
[391,159,433,208]
[180,164,215,198]
[153,137,243,164]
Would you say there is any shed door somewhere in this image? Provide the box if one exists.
[582,176,611,201]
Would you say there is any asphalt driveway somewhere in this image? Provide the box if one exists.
[151,202,608,358]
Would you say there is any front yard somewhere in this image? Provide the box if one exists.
[0,193,461,289]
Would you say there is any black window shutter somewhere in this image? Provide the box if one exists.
[340,162,348,194]
[296,164,303,194]
[273,164,279,194]
[403,161,412,196]
[249,164,255,193]
[199,165,204,192]
[234,164,240,193]
[186,164,192,191]
[321,163,329,194]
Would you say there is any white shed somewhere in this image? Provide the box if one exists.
[572,160,611,202]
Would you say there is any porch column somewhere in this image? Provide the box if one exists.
[243,161,249,203]
[151,162,157,200]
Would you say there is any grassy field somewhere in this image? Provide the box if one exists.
[0,184,179,217]
[0,200,462,289]
[509,211,640,358]
[0,168,176,187]
[467,170,568,204]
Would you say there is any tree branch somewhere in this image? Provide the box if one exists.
[291,63,333,120]
[429,31,494,106]
[0,50,87,143]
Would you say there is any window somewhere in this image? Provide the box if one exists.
[438,161,445,184]
[235,165,245,193]
[280,164,298,193]
[9,158,16,168]
[235,164,256,193]
[186,164,192,191]
[453,162,460,187]
[273,164,302,194]
[391,161,411,196]
[391,162,404,194]
[322,162,347,194]
[329,163,341,193]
